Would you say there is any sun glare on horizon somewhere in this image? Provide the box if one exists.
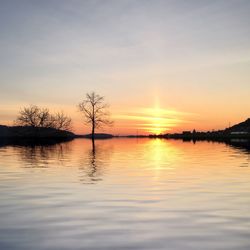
[141,106,181,134]
[114,104,189,135]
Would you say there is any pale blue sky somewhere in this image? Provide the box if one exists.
[0,0,250,133]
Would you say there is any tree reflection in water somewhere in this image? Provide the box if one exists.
[78,139,113,184]
[0,138,113,183]
[0,138,248,183]
[18,142,72,168]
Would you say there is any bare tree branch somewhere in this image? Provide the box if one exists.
[78,92,113,138]
[15,105,72,131]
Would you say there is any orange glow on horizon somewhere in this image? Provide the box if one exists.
[113,105,194,135]
[1,102,248,136]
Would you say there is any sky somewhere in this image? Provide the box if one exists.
[0,0,250,135]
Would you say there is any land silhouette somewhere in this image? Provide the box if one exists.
[149,118,250,141]
[0,92,249,145]
[0,118,250,142]
[0,125,74,147]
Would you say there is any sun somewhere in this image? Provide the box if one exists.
[148,123,168,135]
[114,103,184,135]
[147,107,169,135]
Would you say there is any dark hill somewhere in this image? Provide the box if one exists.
[225,118,250,133]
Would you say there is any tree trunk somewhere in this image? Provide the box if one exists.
[92,124,95,140]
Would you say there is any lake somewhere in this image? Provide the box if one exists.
[0,138,250,250]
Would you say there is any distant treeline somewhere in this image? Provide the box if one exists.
[149,131,250,141]
[148,118,250,141]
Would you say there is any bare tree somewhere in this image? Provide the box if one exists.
[78,92,113,139]
[16,105,45,127]
[37,108,51,127]
[51,111,72,131]
[15,105,72,131]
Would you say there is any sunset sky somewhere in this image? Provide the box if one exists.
[0,0,250,135]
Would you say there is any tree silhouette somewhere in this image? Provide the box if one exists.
[78,92,113,139]
[51,111,72,131]
[15,105,72,131]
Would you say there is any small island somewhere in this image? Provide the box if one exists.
[0,125,75,146]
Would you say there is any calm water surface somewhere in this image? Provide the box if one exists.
[0,138,250,250]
